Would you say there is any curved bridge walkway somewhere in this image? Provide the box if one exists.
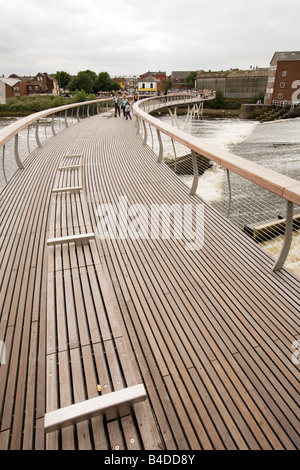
[0,112,299,450]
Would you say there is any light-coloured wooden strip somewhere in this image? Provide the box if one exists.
[52,186,83,194]
[46,233,95,246]
[58,165,81,171]
[44,384,147,433]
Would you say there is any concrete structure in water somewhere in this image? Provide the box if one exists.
[195,68,269,98]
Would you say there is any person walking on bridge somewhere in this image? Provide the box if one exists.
[114,92,120,117]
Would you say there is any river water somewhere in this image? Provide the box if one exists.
[1,115,300,276]
[159,114,300,277]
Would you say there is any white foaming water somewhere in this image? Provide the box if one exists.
[175,117,258,203]
[161,115,300,277]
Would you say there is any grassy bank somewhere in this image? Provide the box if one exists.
[0,91,102,117]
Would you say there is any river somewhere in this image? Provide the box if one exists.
[158,114,300,277]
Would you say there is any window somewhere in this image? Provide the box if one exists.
[280,82,285,88]
[150,83,153,88]
[278,93,283,99]
[142,83,145,88]
[281,70,287,77]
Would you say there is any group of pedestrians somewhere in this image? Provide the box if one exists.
[113,93,138,120]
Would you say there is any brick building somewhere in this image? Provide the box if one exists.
[265,51,300,105]
[170,71,193,90]
[0,77,21,104]
[139,71,166,81]
[8,73,59,96]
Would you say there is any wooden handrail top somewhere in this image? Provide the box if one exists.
[0,97,113,148]
[133,100,300,207]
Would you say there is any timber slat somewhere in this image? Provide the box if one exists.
[0,113,299,450]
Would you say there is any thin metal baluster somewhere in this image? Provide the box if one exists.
[142,120,147,145]
[226,169,232,218]
[156,129,163,163]
[189,151,199,196]
[273,201,294,271]
[14,134,24,169]
[35,120,42,148]
[2,144,7,184]
[27,125,31,154]
[51,114,56,136]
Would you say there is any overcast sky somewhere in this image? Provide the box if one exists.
[1,0,299,78]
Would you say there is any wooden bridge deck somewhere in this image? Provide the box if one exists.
[0,113,299,450]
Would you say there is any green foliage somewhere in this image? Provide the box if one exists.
[55,71,71,91]
[186,71,197,88]
[69,70,96,93]
[94,72,120,92]
[71,90,97,103]
[162,79,172,91]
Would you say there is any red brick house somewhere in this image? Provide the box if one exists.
[265,51,300,105]
[9,73,59,96]
[0,77,21,103]
[139,71,167,81]
[170,71,193,90]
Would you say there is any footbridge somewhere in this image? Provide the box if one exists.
[0,93,299,450]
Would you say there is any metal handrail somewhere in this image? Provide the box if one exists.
[133,93,300,271]
[0,97,113,182]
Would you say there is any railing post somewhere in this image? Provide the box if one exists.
[189,151,199,196]
[273,201,294,271]
[2,144,7,183]
[14,134,24,169]
[142,120,147,145]
[65,110,69,128]
[76,107,80,122]
[226,169,232,218]
[35,120,42,148]
[156,129,163,163]
[51,114,56,136]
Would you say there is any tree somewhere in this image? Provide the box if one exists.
[55,71,71,92]
[69,70,97,93]
[186,71,197,88]
[162,79,172,92]
[94,72,120,92]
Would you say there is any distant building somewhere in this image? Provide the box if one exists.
[138,74,164,94]
[195,68,269,98]
[170,71,193,90]
[8,73,59,96]
[139,71,166,81]
[0,76,21,104]
[265,51,300,105]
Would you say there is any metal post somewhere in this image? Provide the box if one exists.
[273,201,294,271]
[35,120,42,148]
[27,126,31,154]
[76,107,80,122]
[65,109,69,128]
[156,129,163,163]
[51,114,56,136]
[226,169,232,218]
[2,144,7,184]
[142,120,147,145]
[189,151,199,196]
[14,134,24,169]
